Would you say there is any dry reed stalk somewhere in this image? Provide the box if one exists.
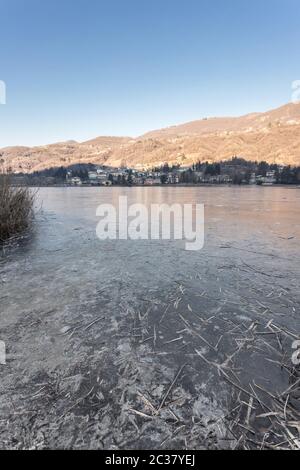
[0,175,35,242]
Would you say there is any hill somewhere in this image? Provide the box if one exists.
[1,103,300,173]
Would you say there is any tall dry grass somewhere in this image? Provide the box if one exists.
[0,176,35,242]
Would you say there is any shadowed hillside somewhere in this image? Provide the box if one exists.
[1,103,300,173]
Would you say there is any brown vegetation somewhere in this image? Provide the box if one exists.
[0,176,34,242]
[0,102,300,173]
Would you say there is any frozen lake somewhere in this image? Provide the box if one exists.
[1,186,300,449]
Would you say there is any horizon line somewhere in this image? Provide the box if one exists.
[1,100,297,150]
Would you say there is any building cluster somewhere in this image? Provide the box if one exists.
[250,171,277,186]
[8,156,299,187]
[65,160,294,187]
[66,167,167,186]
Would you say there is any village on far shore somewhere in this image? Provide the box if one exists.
[9,156,300,187]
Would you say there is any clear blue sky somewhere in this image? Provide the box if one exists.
[0,0,299,147]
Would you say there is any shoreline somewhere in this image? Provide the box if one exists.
[25,183,300,189]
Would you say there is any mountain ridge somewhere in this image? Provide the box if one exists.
[1,102,300,173]
[141,103,300,139]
